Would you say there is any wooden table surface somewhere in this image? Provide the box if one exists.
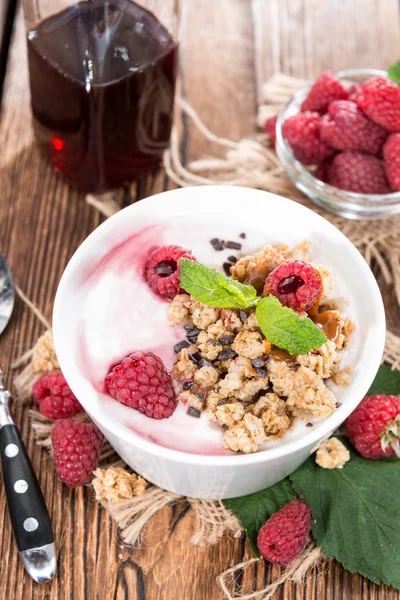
[1,1,400,599]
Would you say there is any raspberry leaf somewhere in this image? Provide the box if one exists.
[367,364,400,396]
[223,479,296,556]
[290,437,400,589]
[388,60,400,85]
[255,296,327,355]
[179,259,258,309]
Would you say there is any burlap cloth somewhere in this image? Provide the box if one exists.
[11,73,400,600]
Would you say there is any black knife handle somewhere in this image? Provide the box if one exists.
[0,424,54,551]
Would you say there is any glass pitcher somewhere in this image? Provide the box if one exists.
[22,0,181,193]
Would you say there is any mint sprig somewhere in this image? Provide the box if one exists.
[256,296,327,356]
[179,259,258,309]
[179,259,327,355]
[388,60,400,85]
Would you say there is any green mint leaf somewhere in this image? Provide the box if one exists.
[179,259,258,309]
[255,295,327,356]
[223,479,296,556]
[388,60,400,85]
[290,437,400,589]
[368,364,400,396]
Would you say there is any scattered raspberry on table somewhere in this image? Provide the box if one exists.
[257,499,313,565]
[345,394,400,459]
[32,369,83,420]
[105,351,177,419]
[52,419,103,487]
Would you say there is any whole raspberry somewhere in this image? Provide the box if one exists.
[348,83,361,102]
[52,419,103,487]
[257,499,312,565]
[320,100,387,155]
[345,394,400,459]
[105,351,177,419]
[315,158,333,183]
[328,150,390,194]
[143,245,196,300]
[383,133,400,191]
[264,115,278,146]
[264,260,322,312]
[32,370,83,420]
[282,112,334,165]
[355,76,400,132]
[301,71,348,113]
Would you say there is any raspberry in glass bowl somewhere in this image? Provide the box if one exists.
[275,69,400,220]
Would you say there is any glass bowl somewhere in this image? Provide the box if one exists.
[275,68,400,220]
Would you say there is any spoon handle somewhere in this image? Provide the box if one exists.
[0,383,56,583]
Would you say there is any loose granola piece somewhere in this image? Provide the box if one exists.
[215,402,245,426]
[179,390,205,411]
[286,367,336,419]
[92,467,147,504]
[315,437,350,469]
[168,293,192,325]
[230,245,285,286]
[296,340,340,379]
[267,359,296,396]
[249,393,291,438]
[171,348,197,383]
[220,309,243,332]
[236,377,270,402]
[191,303,221,329]
[32,330,60,373]
[332,366,352,387]
[313,263,333,298]
[223,413,267,453]
[194,366,219,387]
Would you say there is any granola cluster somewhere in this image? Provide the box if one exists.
[92,467,147,504]
[168,242,353,454]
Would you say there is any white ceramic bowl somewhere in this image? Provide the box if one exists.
[53,186,385,499]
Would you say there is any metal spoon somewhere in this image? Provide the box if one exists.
[0,252,56,583]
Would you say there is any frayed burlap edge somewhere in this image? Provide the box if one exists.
[217,543,323,600]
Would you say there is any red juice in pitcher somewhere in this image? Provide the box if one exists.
[27,0,178,192]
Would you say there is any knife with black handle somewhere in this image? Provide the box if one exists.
[0,370,56,583]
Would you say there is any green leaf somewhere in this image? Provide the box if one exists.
[179,259,258,309]
[223,479,296,556]
[388,60,400,85]
[368,364,400,396]
[255,295,327,356]
[290,438,400,589]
